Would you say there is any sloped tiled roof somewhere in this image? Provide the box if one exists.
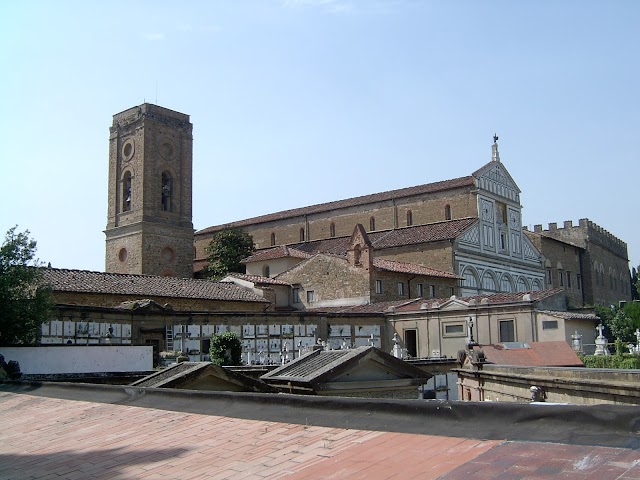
[266,350,353,380]
[41,268,268,303]
[241,219,477,264]
[290,237,352,256]
[224,273,291,286]
[192,259,209,273]
[270,254,459,282]
[475,341,584,367]
[241,245,312,263]
[372,258,460,279]
[305,298,424,315]
[131,362,277,392]
[393,289,565,312]
[369,218,477,249]
[538,310,600,321]
[305,290,565,315]
[195,176,475,235]
[261,346,429,385]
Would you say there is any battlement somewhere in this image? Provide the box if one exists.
[531,219,628,259]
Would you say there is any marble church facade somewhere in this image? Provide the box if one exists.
[195,136,546,297]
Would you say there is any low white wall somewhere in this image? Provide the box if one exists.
[0,346,153,374]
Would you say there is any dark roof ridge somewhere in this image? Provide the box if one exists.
[41,268,269,303]
[41,267,219,282]
[195,175,476,235]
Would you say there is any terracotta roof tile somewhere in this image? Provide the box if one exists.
[372,258,460,279]
[192,259,209,273]
[538,310,600,321]
[241,219,477,264]
[41,268,268,303]
[369,218,477,249]
[241,245,312,263]
[305,298,423,314]
[393,289,565,312]
[224,273,291,286]
[195,176,475,235]
[292,237,353,255]
[261,346,428,384]
[475,341,584,367]
[307,289,565,315]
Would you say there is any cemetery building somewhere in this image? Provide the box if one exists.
[260,345,431,398]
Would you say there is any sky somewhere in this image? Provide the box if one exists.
[1,0,638,273]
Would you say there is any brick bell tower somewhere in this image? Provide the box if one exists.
[104,104,194,278]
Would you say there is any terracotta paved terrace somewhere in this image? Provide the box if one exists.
[0,384,639,479]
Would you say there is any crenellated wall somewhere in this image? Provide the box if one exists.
[532,219,628,260]
[529,219,631,306]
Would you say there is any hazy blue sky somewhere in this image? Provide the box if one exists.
[1,1,638,272]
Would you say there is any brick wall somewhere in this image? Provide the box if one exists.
[371,270,458,302]
[375,242,455,274]
[525,231,584,308]
[276,255,371,308]
[530,219,631,306]
[194,186,477,254]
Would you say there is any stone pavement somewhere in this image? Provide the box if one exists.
[0,391,639,479]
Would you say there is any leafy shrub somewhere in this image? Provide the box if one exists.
[209,332,242,366]
[580,355,640,369]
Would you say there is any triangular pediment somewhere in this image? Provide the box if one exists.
[457,223,480,246]
[522,234,542,262]
[473,162,521,202]
[350,223,371,248]
[438,297,471,310]
[132,362,277,392]
[333,358,415,382]
[261,346,430,385]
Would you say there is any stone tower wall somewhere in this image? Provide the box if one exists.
[105,104,194,278]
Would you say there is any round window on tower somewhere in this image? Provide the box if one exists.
[118,248,128,262]
[161,246,176,263]
[158,136,176,160]
[122,139,135,162]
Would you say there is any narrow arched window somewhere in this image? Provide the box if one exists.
[353,245,361,265]
[369,216,375,231]
[300,228,305,242]
[270,232,276,246]
[122,171,132,212]
[161,172,172,212]
[406,210,413,226]
[330,222,336,238]
[445,204,451,220]
[263,265,270,278]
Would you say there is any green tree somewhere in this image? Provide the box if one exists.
[205,228,255,279]
[599,302,640,343]
[0,227,53,346]
[209,332,243,366]
[632,266,639,300]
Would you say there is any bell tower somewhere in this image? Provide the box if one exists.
[105,104,194,278]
